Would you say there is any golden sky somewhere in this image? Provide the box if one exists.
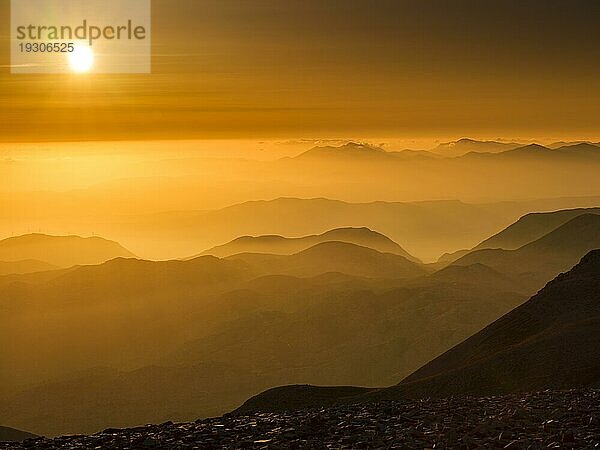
[1,0,599,141]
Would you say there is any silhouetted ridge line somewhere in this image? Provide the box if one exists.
[198,227,420,262]
[0,234,135,268]
[234,250,600,412]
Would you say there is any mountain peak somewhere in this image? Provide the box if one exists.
[503,143,551,155]
[432,139,522,156]
[556,142,600,153]
[199,227,420,262]
[295,142,388,159]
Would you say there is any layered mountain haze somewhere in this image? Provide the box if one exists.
[235,250,600,414]
[114,197,514,261]
[0,259,56,276]
[0,234,135,269]
[453,213,600,292]
[1,174,598,439]
[0,225,532,435]
[226,242,426,279]
[474,208,600,250]
[198,227,419,262]
[548,141,600,149]
[294,141,600,162]
[0,255,254,389]
[460,142,600,161]
[555,142,600,156]
[3,139,600,262]
[435,207,600,264]
[432,139,522,157]
[292,142,394,161]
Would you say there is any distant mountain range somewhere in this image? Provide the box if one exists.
[294,140,600,161]
[293,142,393,160]
[467,142,600,160]
[198,227,420,262]
[235,249,600,413]
[432,139,522,156]
[121,197,531,262]
[0,234,135,269]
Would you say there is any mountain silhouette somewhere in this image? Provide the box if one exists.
[463,142,600,160]
[475,208,600,250]
[395,249,600,397]
[0,259,56,276]
[140,197,515,262]
[554,142,600,156]
[235,250,600,413]
[226,241,427,279]
[548,141,600,149]
[0,234,135,268]
[435,249,470,264]
[499,143,552,156]
[427,263,519,293]
[198,227,420,262]
[432,139,521,156]
[293,142,390,160]
[0,425,37,442]
[1,243,526,434]
[453,214,600,291]
[0,255,255,392]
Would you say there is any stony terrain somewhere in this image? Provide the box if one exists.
[2,389,599,449]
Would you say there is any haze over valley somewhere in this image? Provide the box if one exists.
[1,138,599,437]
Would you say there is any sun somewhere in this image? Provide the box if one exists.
[67,44,94,73]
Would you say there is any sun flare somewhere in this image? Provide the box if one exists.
[67,44,94,73]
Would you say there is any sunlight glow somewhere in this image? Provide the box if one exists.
[67,44,94,73]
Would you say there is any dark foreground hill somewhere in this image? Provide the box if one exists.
[395,248,600,398]
[235,250,600,413]
[4,390,598,449]
[0,426,37,443]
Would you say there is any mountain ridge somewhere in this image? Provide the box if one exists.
[0,234,135,268]
[226,241,428,279]
[197,227,420,262]
[474,208,600,250]
[452,213,600,291]
[234,249,600,414]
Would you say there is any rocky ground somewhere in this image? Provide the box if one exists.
[2,389,599,449]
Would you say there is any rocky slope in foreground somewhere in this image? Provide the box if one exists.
[2,390,598,449]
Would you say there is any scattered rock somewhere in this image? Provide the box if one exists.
[1,390,598,449]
